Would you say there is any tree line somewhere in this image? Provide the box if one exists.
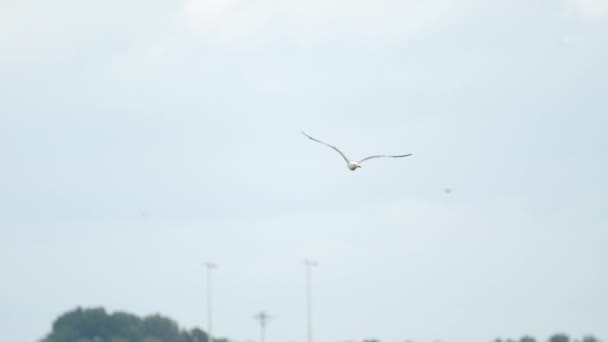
[41,307,602,342]
[41,307,211,342]
[492,336,601,342]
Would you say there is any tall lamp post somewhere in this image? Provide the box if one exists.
[253,311,272,342]
[303,259,318,342]
[204,262,218,342]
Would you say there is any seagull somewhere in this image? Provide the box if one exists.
[301,131,412,171]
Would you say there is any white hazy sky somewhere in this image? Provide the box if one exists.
[1,1,607,342]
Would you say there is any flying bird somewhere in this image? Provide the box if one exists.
[301,131,412,171]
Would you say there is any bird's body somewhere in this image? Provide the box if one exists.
[347,161,361,170]
[301,131,411,171]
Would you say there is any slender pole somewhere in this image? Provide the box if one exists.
[253,312,271,342]
[204,262,217,342]
[303,259,318,342]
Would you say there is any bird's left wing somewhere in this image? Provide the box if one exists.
[301,131,350,163]
[359,153,412,163]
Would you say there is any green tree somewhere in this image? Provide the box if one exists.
[520,336,537,342]
[109,338,130,342]
[42,307,213,342]
[582,336,600,342]
[143,337,163,342]
[549,334,570,342]
[44,307,111,342]
[107,311,143,340]
[583,335,600,342]
[186,328,209,342]
[142,314,180,341]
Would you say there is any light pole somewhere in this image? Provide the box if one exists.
[204,262,218,342]
[253,311,272,342]
[303,259,318,342]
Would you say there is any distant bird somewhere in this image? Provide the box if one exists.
[301,131,412,171]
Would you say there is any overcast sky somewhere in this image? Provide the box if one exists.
[1,1,607,342]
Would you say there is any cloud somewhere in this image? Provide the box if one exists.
[184,0,457,44]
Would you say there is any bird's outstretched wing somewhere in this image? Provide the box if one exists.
[359,153,412,163]
[301,131,350,163]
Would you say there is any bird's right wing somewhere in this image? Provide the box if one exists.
[301,131,350,163]
[359,153,412,163]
